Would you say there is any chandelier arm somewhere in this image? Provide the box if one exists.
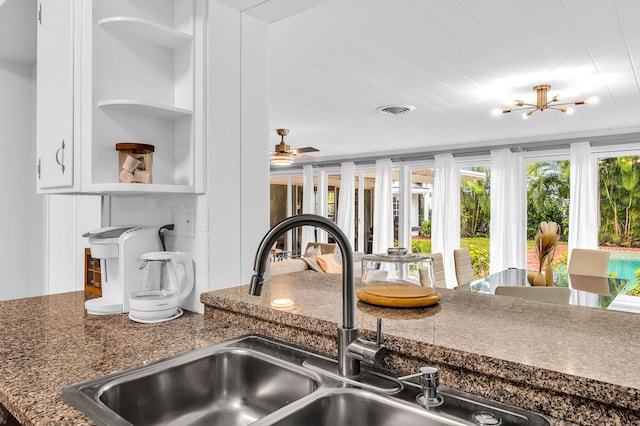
[547,101,577,107]
[508,106,538,111]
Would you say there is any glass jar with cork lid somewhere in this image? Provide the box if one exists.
[116,143,154,184]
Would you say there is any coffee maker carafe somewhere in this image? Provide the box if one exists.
[129,251,194,323]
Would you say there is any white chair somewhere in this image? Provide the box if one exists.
[453,248,474,287]
[567,248,610,276]
[567,249,611,294]
[495,286,571,304]
[430,252,447,289]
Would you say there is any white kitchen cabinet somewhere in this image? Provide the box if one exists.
[36,0,75,191]
[36,0,207,194]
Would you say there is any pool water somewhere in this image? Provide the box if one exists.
[608,259,640,282]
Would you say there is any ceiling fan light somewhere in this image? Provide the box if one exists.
[270,154,294,166]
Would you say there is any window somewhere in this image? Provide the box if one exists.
[525,160,569,271]
[408,167,434,254]
[460,165,490,277]
[598,155,640,281]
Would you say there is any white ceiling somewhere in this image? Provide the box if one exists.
[263,0,640,164]
[0,0,36,65]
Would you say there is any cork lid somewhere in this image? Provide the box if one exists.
[115,143,155,152]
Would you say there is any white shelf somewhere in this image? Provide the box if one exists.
[88,183,196,194]
[97,99,192,119]
[98,17,192,49]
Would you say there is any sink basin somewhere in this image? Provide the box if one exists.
[62,339,321,426]
[62,335,550,426]
[263,388,464,426]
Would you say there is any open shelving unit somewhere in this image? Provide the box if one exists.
[85,0,205,194]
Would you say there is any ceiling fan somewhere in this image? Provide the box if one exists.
[270,129,319,166]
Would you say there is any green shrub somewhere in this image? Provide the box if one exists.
[469,247,489,278]
[411,239,431,254]
[420,220,432,238]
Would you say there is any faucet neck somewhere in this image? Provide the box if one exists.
[250,214,355,329]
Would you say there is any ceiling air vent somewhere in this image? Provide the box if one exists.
[376,104,416,116]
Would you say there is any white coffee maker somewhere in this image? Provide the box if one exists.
[83,226,161,315]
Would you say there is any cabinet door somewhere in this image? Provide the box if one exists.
[36,0,74,190]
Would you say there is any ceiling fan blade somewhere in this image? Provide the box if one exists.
[291,146,319,154]
[296,152,324,161]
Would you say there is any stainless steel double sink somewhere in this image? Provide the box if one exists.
[62,335,550,426]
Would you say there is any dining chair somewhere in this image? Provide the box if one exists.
[567,249,611,294]
[453,248,474,287]
[495,286,571,304]
[429,252,447,288]
[567,248,610,276]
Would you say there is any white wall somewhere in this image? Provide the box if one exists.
[208,3,270,291]
[0,59,43,301]
[45,195,101,295]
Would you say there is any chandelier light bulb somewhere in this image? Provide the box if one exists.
[566,107,575,115]
[491,108,503,116]
[586,96,600,104]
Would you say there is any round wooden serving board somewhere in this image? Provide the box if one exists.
[356,284,441,308]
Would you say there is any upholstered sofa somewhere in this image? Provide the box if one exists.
[269,242,363,277]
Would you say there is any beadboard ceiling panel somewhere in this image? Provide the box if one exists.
[267,0,640,163]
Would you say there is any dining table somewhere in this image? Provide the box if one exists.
[460,268,639,312]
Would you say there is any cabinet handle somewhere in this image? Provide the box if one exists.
[38,3,42,25]
[37,158,41,179]
[55,140,66,174]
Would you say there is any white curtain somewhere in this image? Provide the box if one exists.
[568,142,599,307]
[568,142,598,250]
[372,159,394,253]
[316,170,328,243]
[337,162,355,251]
[489,149,527,273]
[301,165,316,253]
[431,154,460,287]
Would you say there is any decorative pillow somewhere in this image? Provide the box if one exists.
[300,256,324,272]
[304,244,322,257]
[315,253,342,275]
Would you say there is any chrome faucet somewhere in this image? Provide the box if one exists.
[249,214,386,377]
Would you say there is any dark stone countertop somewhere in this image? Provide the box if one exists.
[201,270,640,425]
[0,291,248,425]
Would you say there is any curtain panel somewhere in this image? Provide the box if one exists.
[337,162,356,251]
[568,142,598,250]
[567,142,599,307]
[301,165,316,252]
[489,149,527,273]
[372,159,394,253]
[432,154,460,287]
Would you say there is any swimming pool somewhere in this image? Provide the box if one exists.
[608,259,640,281]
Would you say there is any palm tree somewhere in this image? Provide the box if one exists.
[599,157,640,246]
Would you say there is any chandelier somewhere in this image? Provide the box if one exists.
[492,85,599,120]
